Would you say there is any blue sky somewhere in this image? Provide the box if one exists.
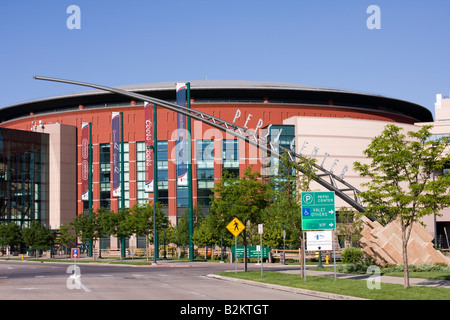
[1,1,449,119]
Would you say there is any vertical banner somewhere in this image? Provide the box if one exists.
[81,122,90,201]
[176,83,188,186]
[144,101,154,192]
[112,112,121,197]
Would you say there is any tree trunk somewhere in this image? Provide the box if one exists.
[401,223,410,289]
[402,238,410,289]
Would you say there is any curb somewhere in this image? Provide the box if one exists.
[206,274,367,300]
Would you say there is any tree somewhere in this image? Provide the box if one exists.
[172,210,190,251]
[263,152,317,275]
[192,214,217,259]
[55,223,76,257]
[21,222,54,258]
[210,167,272,271]
[71,210,102,258]
[354,124,450,288]
[128,202,169,259]
[102,209,135,260]
[127,203,152,240]
[336,207,363,248]
[173,205,205,258]
[0,223,22,257]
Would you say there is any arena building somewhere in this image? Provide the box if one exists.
[0,80,448,250]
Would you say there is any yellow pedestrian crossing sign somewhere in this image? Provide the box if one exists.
[226,218,245,237]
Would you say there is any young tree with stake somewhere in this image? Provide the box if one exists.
[354,124,450,288]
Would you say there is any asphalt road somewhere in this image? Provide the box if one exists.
[0,260,328,301]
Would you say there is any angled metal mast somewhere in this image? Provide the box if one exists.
[33,76,365,212]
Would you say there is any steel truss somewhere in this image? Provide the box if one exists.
[34,76,365,212]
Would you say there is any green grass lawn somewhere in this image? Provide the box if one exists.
[216,271,450,300]
[383,271,450,281]
[312,266,450,281]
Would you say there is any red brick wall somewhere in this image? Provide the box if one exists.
[0,102,415,218]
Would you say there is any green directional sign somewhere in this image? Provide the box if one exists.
[231,246,270,259]
[301,191,336,230]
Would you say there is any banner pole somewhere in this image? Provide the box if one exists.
[153,104,159,262]
[187,82,194,261]
[120,111,125,210]
[120,112,125,259]
[88,123,93,257]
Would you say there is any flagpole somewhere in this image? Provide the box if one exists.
[120,111,125,210]
[88,122,93,257]
[88,122,93,210]
[153,104,159,262]
[120,111,125,259]
[187,82,194,261]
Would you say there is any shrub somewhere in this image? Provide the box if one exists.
[337,262,371,274]
[382,263,450,273]
[341,247,364,264]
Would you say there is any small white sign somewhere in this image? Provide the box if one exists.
[306,231,333,251]
[258,224,263,234]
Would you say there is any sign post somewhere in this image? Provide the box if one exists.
[301,191,336,281]
[226,218,245,273]
[71,248,79,265]
[258,224,263,277]
[333,230,337,280]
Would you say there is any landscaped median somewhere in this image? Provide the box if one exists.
[211,271,450,300]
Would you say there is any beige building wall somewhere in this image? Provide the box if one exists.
[43,123,77,230]
[435,93,450,122]
[283,116,419,209]
[283,95,450,241]
[415,93,450,238]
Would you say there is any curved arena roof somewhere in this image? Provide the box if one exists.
[0,80,433,123]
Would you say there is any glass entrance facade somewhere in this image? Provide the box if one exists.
[0,128,49,227]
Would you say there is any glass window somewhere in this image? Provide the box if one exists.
[177,187,188,207]
[136,141,168,205]
[266,125,296,179]
[99,144,111,209]
[0,128,49,227]
[136,142,146,204]
[197,189,213,206]
[196,140,215,207]
[223,139,239,177]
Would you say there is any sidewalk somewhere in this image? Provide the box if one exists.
[279,267,450,289]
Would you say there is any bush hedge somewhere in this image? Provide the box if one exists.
[381,263,450,273]
[341,247,364,264]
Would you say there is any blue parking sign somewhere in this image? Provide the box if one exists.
[71,248,79,259]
